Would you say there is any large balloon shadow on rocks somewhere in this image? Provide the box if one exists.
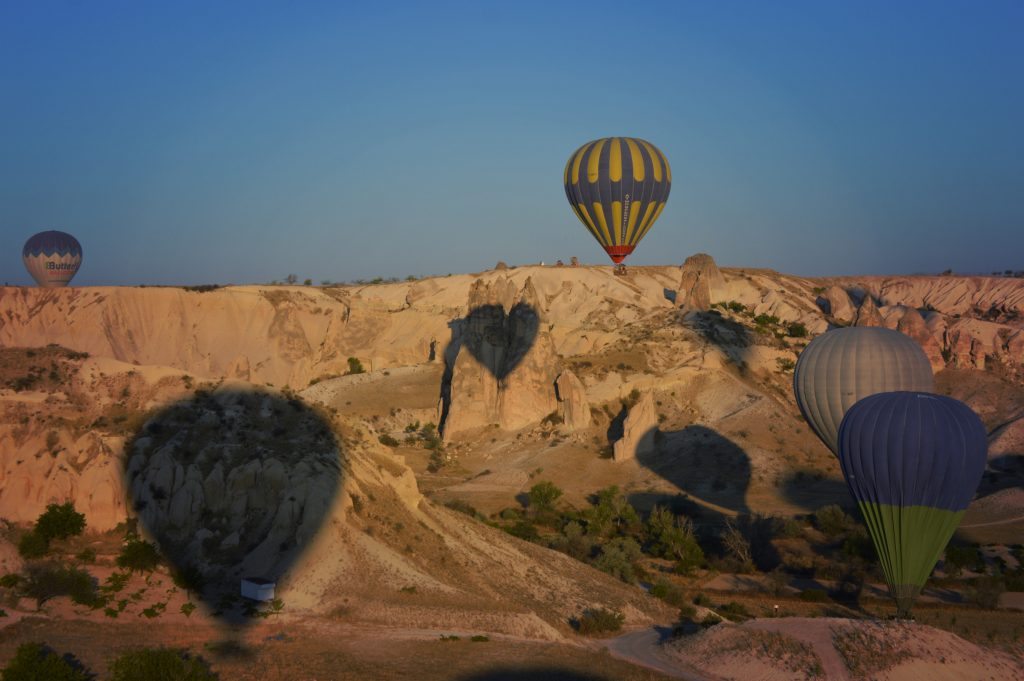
[635,424,752,517]
[123,388,343,628]
[681,310,754,376]
[634,425,787,570]
[438,302,539,426]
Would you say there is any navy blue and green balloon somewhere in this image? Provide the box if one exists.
[564,137,671,264]
[838,391,987,615]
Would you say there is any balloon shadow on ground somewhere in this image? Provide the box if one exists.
[633,425,790,570]
[123,388,343,632]
[438,303,539,432]
[635,425,752,517]
[979,454,1024,495]
[453,670,613,681]
[680,310,754,376]
[778,473,854,514]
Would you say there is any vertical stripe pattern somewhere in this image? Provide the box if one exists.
[564,137,671,263]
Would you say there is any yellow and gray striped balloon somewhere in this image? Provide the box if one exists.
[563,137,671,264]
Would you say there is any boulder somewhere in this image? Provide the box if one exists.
[677,253,726,311]
[854,295,885,327]
[555,369,590,431]
[897,307,945,371]
[818,286,855,324]
[613,392,658,462]
[441,277,559,439]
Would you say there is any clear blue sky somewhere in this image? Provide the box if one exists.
[1,1,1021,286]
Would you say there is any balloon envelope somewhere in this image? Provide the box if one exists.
[563,137,671,264]
[793,327,933,455]
[838,391,987,615]
[23,230,83,287]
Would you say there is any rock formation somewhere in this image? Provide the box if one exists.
[440,277,559,439]
[818,286,855,324]
[854,294,885,327]
[677,253,726,311]
[613,392,658,462]
[555,369,590,431]
[897,307,945,371]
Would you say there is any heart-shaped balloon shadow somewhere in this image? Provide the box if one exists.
[123,388,342,628]
[459,302,540,382]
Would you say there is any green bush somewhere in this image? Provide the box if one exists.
[649,578,687,607]
[754,313,780,327]
[377,433,400,447]
[34,502,86,542]
[786,322,808,338]
[799,588,828,602]
[22,564,100,608]
[0,573,21,589]
[75,548,96,564]
[576,608,625,635]
[814,505,852,538]
[719,601,750,621]
[527,481,563,514]
[346,357,364,375]
[470,635,489,642]
[699,613,722,628]
[17,532,49,559]
[116,539,161,573]
[0,642,91,681]
[108,648,218,681]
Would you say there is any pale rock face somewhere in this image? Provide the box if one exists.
[854,295,885,327]
[818,286,855,323]
[555,369,591,431]
[613,392,658,462]
[441,276,559,439]
[897,307,946,371]
[677,253,727,311]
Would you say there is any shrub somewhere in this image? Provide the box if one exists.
[776,357,795,372]
[967,576,1006,610]
[116,538,161,573]
[799,588,828,602]
[22,564,100,608]
[34,502,86,542]
[649,578,687,607]
[377,433,400,447]
[527,481,563,514]
[699,613,722,628]
[754,314,780,327]
[346,357,364,375]
[0,642,90,681]
[75,548,96,564]
[108,648,219,681]
[786,322,808,338]
[593,537,643,583]
[814,505,852,538]
[576,607,625,635]
[470,635,489,642]
[0,573,21,589]
[17,531,49,559]
[719,601,750,621]
[945,545,984,576]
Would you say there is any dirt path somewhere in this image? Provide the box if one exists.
[745,618,849,681]
[606,627,721,681]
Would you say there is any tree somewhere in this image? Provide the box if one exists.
[116,538,161,573]
[645,506,704,573]
[527,481,563,515]
[109,648,218,681]
[285,274,297,285]
[17,531,49,559]
[35,502,86,542]
[1,642,91,681]
[346,357,364,375]
[722,518,754,573]
[586,486,639,538]
[593,537,643,583]
[303,278,312,286]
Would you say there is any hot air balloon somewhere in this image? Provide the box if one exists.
[564,137,670,267]
[793,327,933,455]
[837,391,987,617]
[22,230,83,287]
